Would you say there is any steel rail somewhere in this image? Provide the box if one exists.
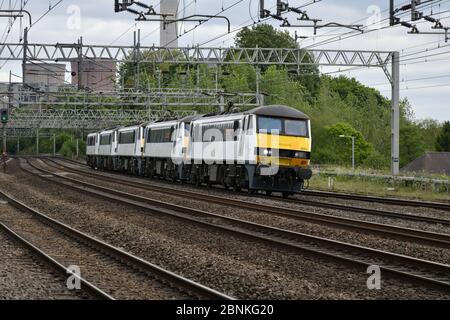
[23,158,450,292]
[283,195,450,225]
[0,222,112,300]
[43,157,450,249]
[53,157,450,225]
[300,190,450,211]
[0,187,233,300]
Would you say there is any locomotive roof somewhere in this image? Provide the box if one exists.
[193,105,309,122]
[179,115,202,123]
[245,105,310,120]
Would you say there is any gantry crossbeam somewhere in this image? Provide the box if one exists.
[2,87,259,109]
[7,108,196,130]
[0,43,394,68]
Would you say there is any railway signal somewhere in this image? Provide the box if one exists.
[1,108,7,157]
[1,108,8,124]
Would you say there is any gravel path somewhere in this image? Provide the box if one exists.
[1,158,448,299]
[42,159,450,265]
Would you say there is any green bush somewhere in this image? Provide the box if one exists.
[59,138,85,158]
[315,123,373,166]
[362,151,389,170]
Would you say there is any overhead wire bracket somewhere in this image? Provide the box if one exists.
[391,1,449,42]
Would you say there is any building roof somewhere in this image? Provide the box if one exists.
[401,152,450,175]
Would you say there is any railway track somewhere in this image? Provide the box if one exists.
[55,157,450,212]
[50,157,450,226]
[42,157,450,248]
[300,190,450,212]
[284,194,450,225]
[0,223,98,300]
[23,158,450,292]
[0,187,233,300]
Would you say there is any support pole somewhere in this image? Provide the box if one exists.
[22,27,28,85]
[76,138,79,159]
[196,64,200,92]
[391,51,400,175]
[351,136,355,171]
[389,0,395,26]
[219,95,225,112]
[157,69,161,91]
[256,66,261,106]
[2,123,6,154]
[36,128,39,155]
[77,37,83,90]
[134,30,141,91]
[215,67,219,91]
[259,93,265,106]
[53,134,56,157]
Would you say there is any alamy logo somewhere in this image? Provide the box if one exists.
[66,265,81,290]
[366,5,382,29]
[366,265,381,290]
[170,127,281,175]
[67,5,81,30]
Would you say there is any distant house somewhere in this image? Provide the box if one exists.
[401,152,450,175]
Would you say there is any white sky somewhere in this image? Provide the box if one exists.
[0,0,449,121]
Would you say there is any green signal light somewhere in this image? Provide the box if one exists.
[1,109,8,123]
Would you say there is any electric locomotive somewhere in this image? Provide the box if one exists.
[86,105,312,197]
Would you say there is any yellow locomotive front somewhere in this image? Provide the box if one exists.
[246,105,312,197]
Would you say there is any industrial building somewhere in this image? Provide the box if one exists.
[71,59,117,92]
[23,63,66,87]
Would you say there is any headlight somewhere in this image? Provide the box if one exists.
[294,151,307,158]
[263,149,270,156]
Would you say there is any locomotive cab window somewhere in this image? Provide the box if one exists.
[285,119,308,137]
[258,116,309,137]
[258,117,282,134]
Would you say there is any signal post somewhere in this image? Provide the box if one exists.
[1,106,8,155]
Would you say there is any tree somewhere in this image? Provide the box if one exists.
[400,123,426,167]
[313,122,374,166]
[417,118,441,151]
[326,76,390,110]
[234,24,320,97]
[235,24,297,48]
[60,138,86,158]
[436,121,450,151]
[118,49,201,91]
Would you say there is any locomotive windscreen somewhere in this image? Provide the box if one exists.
[257,116,308,137]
